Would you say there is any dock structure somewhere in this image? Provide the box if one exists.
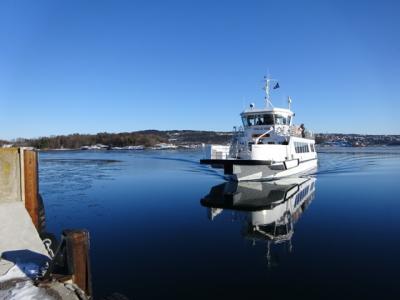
[0,148,92,299]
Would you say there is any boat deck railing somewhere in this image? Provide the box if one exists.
[230,126,315,152]
[289,126,315,140]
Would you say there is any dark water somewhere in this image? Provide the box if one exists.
[38,147,400,299]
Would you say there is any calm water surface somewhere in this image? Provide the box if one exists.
[38,147,400,299]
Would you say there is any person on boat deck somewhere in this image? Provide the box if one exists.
[300,123,306,138]
[256,117,263,125]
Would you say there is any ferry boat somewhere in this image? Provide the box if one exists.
[200,76,317,181]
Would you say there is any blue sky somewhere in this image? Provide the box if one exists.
[0,0,399,139]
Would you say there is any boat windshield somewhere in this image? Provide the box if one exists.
[274,114,291,125]
[242,114,290,127]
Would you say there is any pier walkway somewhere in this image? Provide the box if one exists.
[0,148,90,300]
[0,148,49,280]
[0,202,49,278]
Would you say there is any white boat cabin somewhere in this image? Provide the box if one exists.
[202,75,318,181]
[240,106,294,142]
[230,103,316,163]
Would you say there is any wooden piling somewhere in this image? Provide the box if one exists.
[64,229,92,297]
[23,150,40,229]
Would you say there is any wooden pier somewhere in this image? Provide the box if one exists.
[0,148,92,299]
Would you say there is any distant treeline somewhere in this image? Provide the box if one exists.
[2,131,398,149]
[2,130,233,149]
[314,133,400,146]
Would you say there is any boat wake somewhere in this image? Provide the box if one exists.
[315,147,400,175]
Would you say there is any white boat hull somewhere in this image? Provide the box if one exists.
[226,159,317,181]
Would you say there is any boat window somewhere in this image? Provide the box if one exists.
[263,114,274,125]
[242,114,276,126]
[242,115,256,127]
[295,142,310,153]
[253,114,274,125]
[274,114,288,125]
[248,116,256,126]
[242,116,247,126]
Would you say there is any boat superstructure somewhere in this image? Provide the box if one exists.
[200,76,317,181]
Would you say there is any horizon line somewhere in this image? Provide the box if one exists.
[2,129,400,141]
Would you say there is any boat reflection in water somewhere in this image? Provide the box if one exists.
[201,177,316,266]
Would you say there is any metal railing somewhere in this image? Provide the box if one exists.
[289,126,314,140]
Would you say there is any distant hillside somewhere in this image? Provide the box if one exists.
[315,133,400,146]
[1,131,399,149]
[1,130,233,149]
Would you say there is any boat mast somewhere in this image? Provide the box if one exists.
[264,75,273,108]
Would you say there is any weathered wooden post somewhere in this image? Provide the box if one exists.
[23,149,40,229]
[64,229,92,298]
[43,229,93,297]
